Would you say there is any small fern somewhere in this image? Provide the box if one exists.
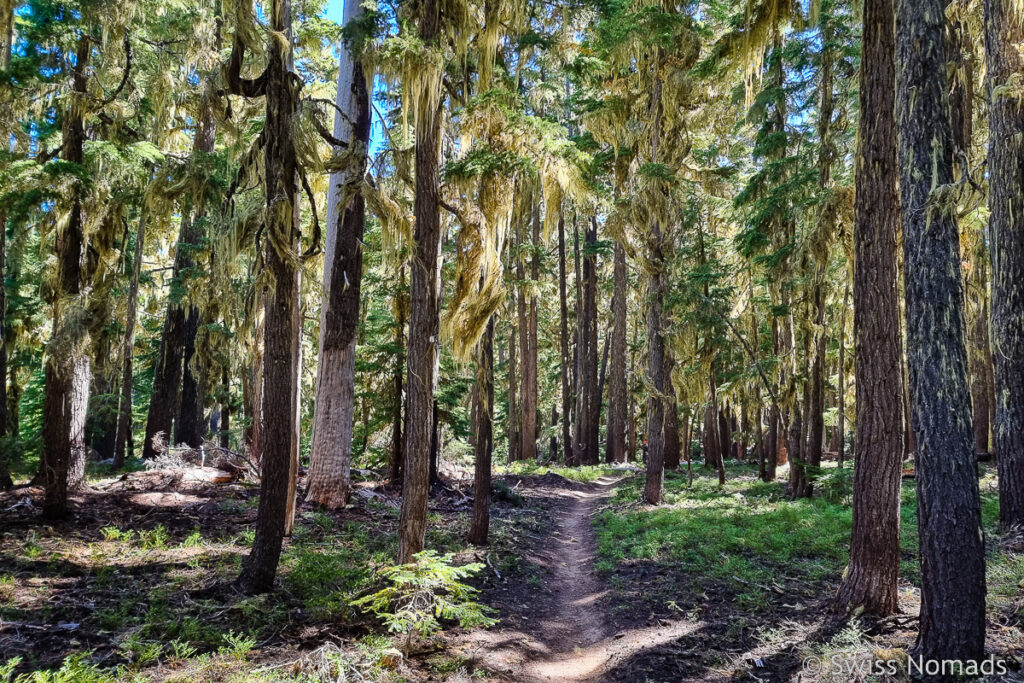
[351,550,497,650]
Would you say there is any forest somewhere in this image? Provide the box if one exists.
[1,0,1023,679]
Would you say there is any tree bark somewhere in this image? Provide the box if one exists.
[576,217,600,466]
[836,278,848,467]
[389,268,406,483]
[896,0,986,659]
[519,198,539,461]
[236,0,302,593]
[113,214,145,469]
[507,319,518,463]
[643,57,666,503]
[177,310,204,447]
[836,0,904,616]
[307,0,371,508]
[143,86,217,459]
[219,367,230,449]
[469,319,494,545]
[558,211,572,463]
[986,0,1024,529]
[606,240,628,463]
[516,198,539,462]
[663,350,680,469]
[397,0,443,563]
[42,36,91,519]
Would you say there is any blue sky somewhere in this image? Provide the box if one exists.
[323,0,346,25]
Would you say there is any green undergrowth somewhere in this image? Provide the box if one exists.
[595,460,1007,611]
[495,461,623,483]
[1,494,514,682]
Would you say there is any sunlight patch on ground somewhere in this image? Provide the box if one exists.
[523,619,701,681]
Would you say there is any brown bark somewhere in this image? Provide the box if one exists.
[643,56,666,503]
[576,217,600,466]
[397,0,443,563]
[177,310,204,447]
[896,0,986,659]
[389,266,406,483]
[235,0,302,593]
[113,214,145,469]
[558,211,572,463]
[468,319,494,545]
[986,0,1024,529]
[143,86,217,459]
[516,198,539,462]
[219,367,230,449]
[836,279,848,467]
[606,240,628,463]
[662,350,680,470]
[42,36,91,519]
[835,0,904,617]
[507,321,518,463]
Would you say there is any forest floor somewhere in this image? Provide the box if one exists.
[2,460,1024,682]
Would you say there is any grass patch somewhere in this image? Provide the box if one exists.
[594,460,1005,607]
[495,461,622,483]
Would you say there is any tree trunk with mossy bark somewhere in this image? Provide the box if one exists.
[234,0,302,593]
[986,0,1024,530]
[606,240,628,464]
[143,88,217,459]
[307,0,371,509]
[397,0,443,564]
[113,214,145,469]
[558,212,572,463]
[896,0,986,659]
[42,36,92,519]
[643,62,666,504]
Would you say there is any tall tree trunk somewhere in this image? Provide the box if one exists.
[7,365,19,439]
[627,316,639,462]
[307,0,371,508]
[520,198,539,461]
[663,350,680,470]
[606,240,628,463]
[429,399,440,486]
[836,0,905,618]
[177,311,204,446]
[469,319,494,545]
[986,0,1024,529]
[113,214,146,468]
[236,0,301,593]
[143,88,217,459]
[558,211,572,463]
[968,274,993,454]
[283,280,302,537]
[577,217,600,466]
[570,216,583,464]
[643,57,666,503]
[516,198,538,462]
[219,367,230,449]
[389,267,406,484]
[507,322,518,463]
[89,339,117,460]
[896,0,986,659]
[836,278,848,467]
[397,0,443,563]
[0,0,10,471]
[42,36,91,519]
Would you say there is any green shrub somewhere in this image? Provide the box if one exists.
[351,550,496,651]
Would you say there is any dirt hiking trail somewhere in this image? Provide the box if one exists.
[457,474,696,682]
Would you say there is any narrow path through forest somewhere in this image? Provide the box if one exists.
[459,474,697,682]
